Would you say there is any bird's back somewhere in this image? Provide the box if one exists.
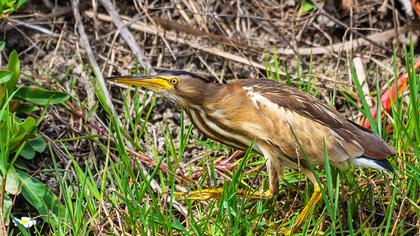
[234,79,395,169]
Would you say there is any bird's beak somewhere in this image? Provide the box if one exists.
[106,75,174,90]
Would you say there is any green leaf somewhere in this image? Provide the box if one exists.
[20,143,35,160]
[9,116,36,150]
[29,134,46,153]
[2,195,12,226]
[16,170,64,220]
[5,50,20,93]
[15,86,70,105]
[0,41,5,51]
[19,116,36,132]
[0,70,13,84]
[17,0,26,8]
[0,86,5,106]
[1,166,21,195]
[300,0,315,14]
[15,103,40,114]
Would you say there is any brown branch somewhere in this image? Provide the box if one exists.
[154,17,261,53]
[99,0,153,73]
[276,25,416,55]
[309,0,404,57]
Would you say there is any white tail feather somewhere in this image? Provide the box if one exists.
[351,158,387,171]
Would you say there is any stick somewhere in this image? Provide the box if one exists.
[84,11,272,73]
[99,0,153,73]
[276,25,413,55]
[84,11,355,89]
[71,0,115,113]
[352,57,372,106]
[309,0,396,56]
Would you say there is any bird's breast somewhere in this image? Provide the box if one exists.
[186,105,254,151]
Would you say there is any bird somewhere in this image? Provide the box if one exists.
[107,70,396,232]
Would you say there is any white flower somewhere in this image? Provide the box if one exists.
[13,217,36,228]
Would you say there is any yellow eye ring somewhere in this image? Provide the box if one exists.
[170,78,178,85]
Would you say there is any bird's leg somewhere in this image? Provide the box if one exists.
[266,156,284,198]
[174,187,272,200]
[290,169,322,232]
[174,154,279,201]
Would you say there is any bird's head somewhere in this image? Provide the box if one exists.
[107,70,213,107]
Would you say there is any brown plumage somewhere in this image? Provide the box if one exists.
[238,79,395,165]
[107,70,396,232]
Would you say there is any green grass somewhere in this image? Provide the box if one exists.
[4,42,419,235]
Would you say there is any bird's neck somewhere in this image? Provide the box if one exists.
[180,83,223,108]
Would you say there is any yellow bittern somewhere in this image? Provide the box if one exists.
[108,70,395,231]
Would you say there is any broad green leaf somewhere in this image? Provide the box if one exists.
[3,195,12,226]
[29,134,46,153]
[0,86,5,106]
[9,116,36,149]
[0,70,13,84]
[5,50,20,93]
[16,170,64,220]
[15,86,70,105]
[300,0,315,14]
[0,41,5,51]
[0,166,21,195]
[20,143,35,160]
[15,103,40,114]
[19,116,36,132]
[17,0,26,8]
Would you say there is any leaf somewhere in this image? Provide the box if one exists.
[300,0,315,14]
[19,116,36,132]
[13,102,40,114]
[0,41,5,51]
[20,143,35,160]
[9,116,36,150]
[0,70,13,84]
[1,166,21,195]
[19,134,46,159]
[5,50,20,94]
[17,0,26,8]
[0,86,5,106]
[2,195,12,226]
[29,134,46,153]
[15,86,70,105]
[16,170,64,221]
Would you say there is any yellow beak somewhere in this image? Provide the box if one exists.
[106,75,173,90]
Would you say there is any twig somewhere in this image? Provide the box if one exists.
[7,18,59,37]
[309,0,397,56]
[352,56,372,106]
[154,17,260,53]
[276,25,415,55]
[99,0,153,73]
[84,11,274,73]
[84,11,352,89]
[71,0,115,113]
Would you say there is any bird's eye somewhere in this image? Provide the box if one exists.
[170,78,178,85]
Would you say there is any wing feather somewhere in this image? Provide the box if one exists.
[240,79,395,160]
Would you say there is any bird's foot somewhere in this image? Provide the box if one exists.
[174,188,273,201]
[289,186,322,232]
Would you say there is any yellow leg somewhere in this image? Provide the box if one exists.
[174,187,273,201]
[283,169,322,234]
[291,185,322,230]
[174,157,280,201]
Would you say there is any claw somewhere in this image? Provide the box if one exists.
[174,187,273,201]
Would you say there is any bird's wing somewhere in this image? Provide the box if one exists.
[240,79,395,161]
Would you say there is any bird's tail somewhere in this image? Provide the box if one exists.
[351,156,395,172]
